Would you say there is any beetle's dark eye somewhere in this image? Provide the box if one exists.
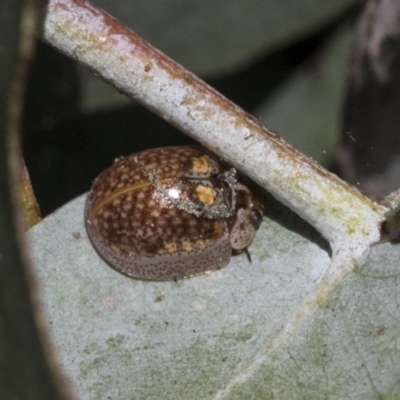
[252,210,263,230]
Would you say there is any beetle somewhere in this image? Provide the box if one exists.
[85,146,264,281]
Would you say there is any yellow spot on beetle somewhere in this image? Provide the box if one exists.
[192,156,212,173]
[196,185,215,205]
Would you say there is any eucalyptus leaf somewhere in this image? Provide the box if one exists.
[226,241,400,399]
[28,193,400,399]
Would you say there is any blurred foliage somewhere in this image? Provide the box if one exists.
[255,24,353,166]
[340,0,400,197]
[0,1,71,399]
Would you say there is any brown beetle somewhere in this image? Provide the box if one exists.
[85,146,264,281]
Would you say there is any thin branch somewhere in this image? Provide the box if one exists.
[37,0,388,254]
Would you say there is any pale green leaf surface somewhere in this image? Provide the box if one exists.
[28,195,400,399]
[228,242,400,399]
[254,24,353,166]
[81,0,361,110]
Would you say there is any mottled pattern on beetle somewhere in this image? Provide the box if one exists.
[85,147,234,280]
[92,191,225,256]
[87,221,231,281]
[88,147,221,210]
